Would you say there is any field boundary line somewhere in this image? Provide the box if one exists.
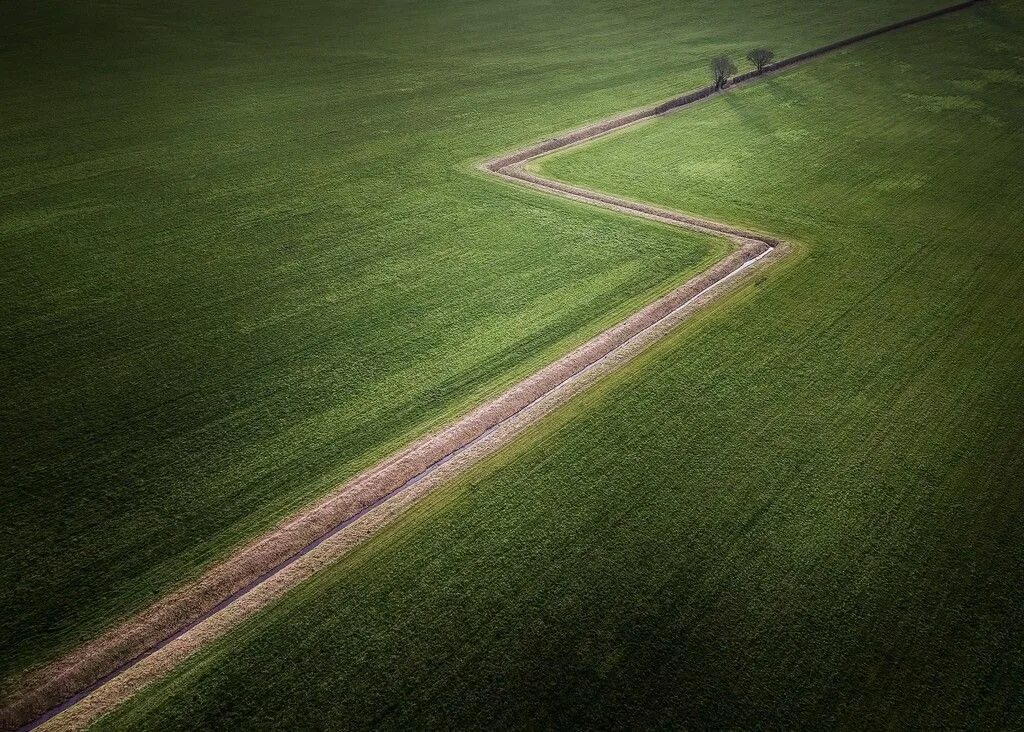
[2,1,987,729]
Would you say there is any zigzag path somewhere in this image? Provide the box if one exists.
[1,1,987,729]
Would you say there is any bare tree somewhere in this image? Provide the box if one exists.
[710,56,737,90]
[746,48,775,74]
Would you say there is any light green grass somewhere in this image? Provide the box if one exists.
[95,3,1024,728]
[0,0,952,690]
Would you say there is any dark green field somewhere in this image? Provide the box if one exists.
[90,2,1024,729]
[1,0,959,693]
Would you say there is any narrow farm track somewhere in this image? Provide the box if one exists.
[2,2,988,729]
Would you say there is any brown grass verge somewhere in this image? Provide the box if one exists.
[4,228,772,732]
[35,239,786,732]
[8,229,773,732]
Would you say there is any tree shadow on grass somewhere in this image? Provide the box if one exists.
[717,77,804,138]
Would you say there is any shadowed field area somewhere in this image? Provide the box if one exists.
[91,3,1024,728]
[0,0,954,693]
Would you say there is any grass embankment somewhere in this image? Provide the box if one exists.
[0,0,949,690]
[96,3,1024,728]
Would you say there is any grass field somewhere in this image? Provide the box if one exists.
[0,0,956,692]
[91,3,1024,728]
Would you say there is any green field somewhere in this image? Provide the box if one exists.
[0,0,958,692]
[91,3,1024,728]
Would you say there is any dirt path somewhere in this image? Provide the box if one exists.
[2,2,986,729]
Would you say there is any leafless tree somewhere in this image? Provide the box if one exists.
[711,56,737,90]
[746,48,775,74]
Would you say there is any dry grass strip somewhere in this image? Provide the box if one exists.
[6,233,774,732]
[36,239,784,732]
